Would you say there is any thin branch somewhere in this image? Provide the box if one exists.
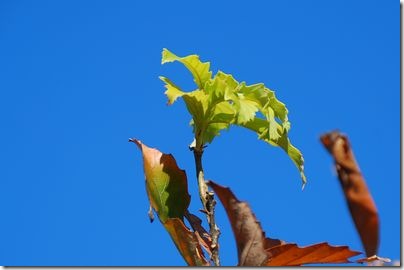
[192,146,221,266]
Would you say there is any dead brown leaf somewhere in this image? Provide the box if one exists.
[208,180,269,266]
[184,211,213,257]
[265,242,361,266]
[208,180,361,266]
[164,218,210,266]
[320,131,379,257]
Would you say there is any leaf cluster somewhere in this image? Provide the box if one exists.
[160,49,306,184]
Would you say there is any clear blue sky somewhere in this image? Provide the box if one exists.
[0,0,399,266]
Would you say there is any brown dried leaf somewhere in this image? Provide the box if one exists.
[208,180,361,266]
[320,131,379,257]
[208,180,269,266]
[164,218,210,266]
[265,242,361,266]
[184,211,213,257]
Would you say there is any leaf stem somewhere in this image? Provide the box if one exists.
[193,146,220,266]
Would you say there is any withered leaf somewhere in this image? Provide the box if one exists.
[321,131,379,257]
[164,218,210,266]
[185,211,213,257]
[265,242,361,266]
[130,138,190,223]
[208,180,361,266]
[208,180,269,266]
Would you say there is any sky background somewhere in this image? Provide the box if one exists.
[0,0,399,266]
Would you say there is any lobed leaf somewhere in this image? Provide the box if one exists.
[265,242,361,266]
[159,76,185,105]
[162,48,212,89]
[243,117,306,185]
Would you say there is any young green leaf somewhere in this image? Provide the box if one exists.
[243,117,306,184]
[161,49,307,184]
[162,48,212,89]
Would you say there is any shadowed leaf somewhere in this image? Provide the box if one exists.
[164,218,210,266]
[185,211,213,257]
[321,131,379,257]
[208,180,361,266]
[131,139,210,266]
[130,138,190,223]
[208,180,269,266]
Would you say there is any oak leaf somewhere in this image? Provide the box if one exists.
[265,242,361,266]
[321,131,379,257]
[208,180,361,266]
[161,49,306,185]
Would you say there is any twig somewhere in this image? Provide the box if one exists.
[192,146,221,266]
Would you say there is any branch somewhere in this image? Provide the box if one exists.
[192,146,221,266]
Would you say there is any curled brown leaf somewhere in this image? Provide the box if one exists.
[321,131,379,257]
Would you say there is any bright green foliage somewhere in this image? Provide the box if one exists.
[160,49,306,185]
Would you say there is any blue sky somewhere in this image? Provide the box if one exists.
[0,0,399,266]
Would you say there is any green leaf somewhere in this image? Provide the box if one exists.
[182,90,209,130]
[162,48,212,89]
[159,76,185,105]
[242,118,306,185]
[209,101,235,123]
[264,106,281,141]
[234,97,259,124]
[130,139,190,222]
[205,71,239,102]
